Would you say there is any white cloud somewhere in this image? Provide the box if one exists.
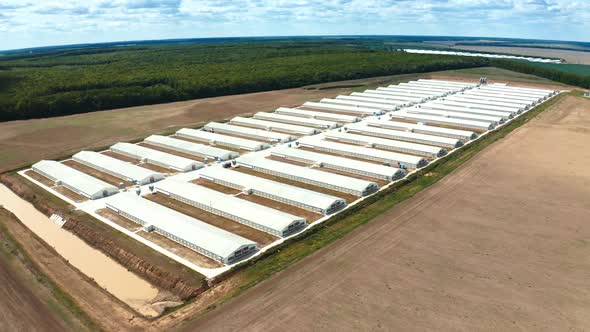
[0,0,587,50]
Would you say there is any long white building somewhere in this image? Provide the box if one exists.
[155,181,307,237]
[364,119,477,141]
[144,135,239,161]
[176,128,270,151]
[230,117,319,136]
[253,112,339,129]
[275,107,360,123]
[271,146,406,181]
[73,151,164,185]
[420,102,514,119]
[199,167,346,215]
[362,90,427,102]
[32,160,119,199]
[408,107,503,124]
[390,112,495,131]
[319,98,398,111]
[345,123,462,149]
[450,94,529,109]
[335,95,409,106]
[302,102,384,116]
[297,137,428,169]
[350,92,419,103]
[203,122,294,143]
[438,98,523,114]
[236,156,379,196]
[105,194,257,264]
[110,143,203,173]
[325,131,447,158]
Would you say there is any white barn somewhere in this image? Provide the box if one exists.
[155,181,307,237]
[176,128,270,151]
[110,143,203,173]
[105,194,257,264]
[72,151,164,185]
[203,122,294,143]
[144,135,239,161]
[32,160,119,199]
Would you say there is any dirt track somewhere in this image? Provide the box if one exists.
[185,95,590,331]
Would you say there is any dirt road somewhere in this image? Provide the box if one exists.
[185,95,590,331]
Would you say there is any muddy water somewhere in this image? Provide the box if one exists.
[0,184,160,316]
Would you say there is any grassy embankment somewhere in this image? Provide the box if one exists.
[197,91,569,312]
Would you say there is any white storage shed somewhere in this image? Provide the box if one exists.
[345,123,462,148]
[110,143,203,173]
[203,122,294,143]
[144,135,239,161]
[302,102,384,116]
[254,112,338,129]
[199,167,346,214]
[230,117,319,136]
[176,128,270,151]
[32,160,119,199]
[364,119,477,141]
[105,194,257,264]
[72,151,164,185]
[236,156,379,196]
[275,107,360,123]
[155,181,307,237]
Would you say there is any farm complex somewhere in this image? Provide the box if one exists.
[20,79,560,278]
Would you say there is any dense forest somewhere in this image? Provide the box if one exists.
[491,60,590,88]
[1,38,588,122]
[0,39,488,121]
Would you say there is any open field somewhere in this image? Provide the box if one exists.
[450,45,590,64]
[1,67,573,175]
[184,94,590,331]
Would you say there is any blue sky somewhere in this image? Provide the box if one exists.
[0,0,588,51]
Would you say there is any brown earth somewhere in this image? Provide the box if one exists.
[145,193,278,246]
[102,150,139,163]
[235,192,323,223]
[53,186,87,203]
[183,95,590,331]
[191,178,242,195]
[24,169,55,187]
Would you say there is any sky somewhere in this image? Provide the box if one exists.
[0,0,589,51]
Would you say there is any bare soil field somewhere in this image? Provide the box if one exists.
[450,45,590,64]
[145,193,278,246]
[185,95,590,331]
[97,208,142,231]
[23,169,54,187]
[101,150,139,163]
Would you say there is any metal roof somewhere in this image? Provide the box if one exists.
[199,166,345,214]
[297,137,427,168]
[480,86,551,97]
[176,128,270,151]
[397,83,454,92]
[351,92,419,103]
[450,94,529,108]
[73,151,164,185]
[417,79,476,87]
[236,155,379,195]
[421,102,514,119]
[275,107,360,123]
[155,180,306,237]
[144,135,239,161]
[363,90,427,101]
[32,160,118,199]
[110,143,203,172]
[230,117,319,135]
[464,90,539,103]
[378,87,444,96]
[105,193,256,263]
[407,107,503,124]
[364,119,477,141]
[203,122,294,143]
[345,123,462,148]
[272,146,406,180]
[302,102,383,116]
[391,111,495,131]
[325,131,447,158]
[254,112,338,129]
[335,95,408,106]
[438,98,522,113]
[319,98,397,111]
